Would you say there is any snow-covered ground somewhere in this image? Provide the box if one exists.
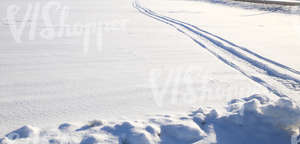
[0,0,300,143]
[1,94,300,144]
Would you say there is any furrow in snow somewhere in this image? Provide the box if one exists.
[133,1,300,100]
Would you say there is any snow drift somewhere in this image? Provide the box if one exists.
[1,94,300,144]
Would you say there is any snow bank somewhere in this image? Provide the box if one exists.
[199,94,300,144]
[1,94,300,144]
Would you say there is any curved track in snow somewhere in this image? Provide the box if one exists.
[133,1,300,99]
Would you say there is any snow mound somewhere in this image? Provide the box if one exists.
[80,136,100,144]
[195,94,300,144]
[101,122,156,144]
[1,94,300,144]
[58,123,75,132]
[160,122,206,143]
[226,94,300,133]
[5,125,38,140]
[76,120,104,131]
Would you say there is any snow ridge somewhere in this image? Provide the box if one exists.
[1,94,300,144]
